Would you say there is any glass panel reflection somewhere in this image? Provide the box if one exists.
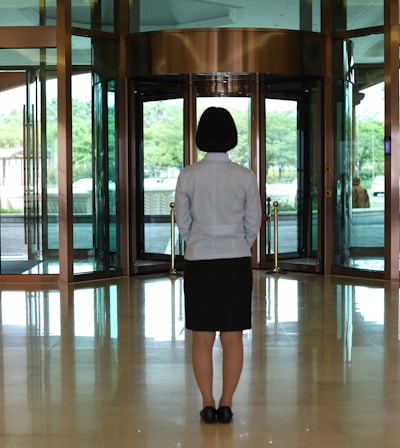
[144,278,185,343]
[265,277,299,325]
[0,290,61,334]
[263,275,385,367]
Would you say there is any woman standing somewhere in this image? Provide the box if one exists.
[174,107,262,424]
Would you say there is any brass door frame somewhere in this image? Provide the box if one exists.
[129,28,324,78]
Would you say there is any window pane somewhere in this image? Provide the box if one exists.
[140,0,320,32]
[0,0,56,26]
[334,0,383,31]
[72,0,115,32]
[0,48,56,67]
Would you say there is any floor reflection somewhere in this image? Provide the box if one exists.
[0,271,399,447]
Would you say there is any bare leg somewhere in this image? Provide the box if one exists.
[219,331,244,408]
[192,330,216,407]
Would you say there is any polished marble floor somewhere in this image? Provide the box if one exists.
[0,270,399,447]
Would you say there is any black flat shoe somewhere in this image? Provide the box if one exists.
[200,406,217,423]
[217,406,233,424]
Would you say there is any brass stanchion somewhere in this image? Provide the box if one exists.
[267,201,284,274]
[166,202,182,278]
[266,197,271,255]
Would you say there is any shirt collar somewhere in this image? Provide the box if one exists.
[203,152,230,161]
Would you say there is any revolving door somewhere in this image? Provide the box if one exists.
[131,73,323,274]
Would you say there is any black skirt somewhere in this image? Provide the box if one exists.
[183,257,252,331]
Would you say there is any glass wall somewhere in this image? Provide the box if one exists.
[334,35,384,272]
[139,0,321,32]
[71,35,119,274]
[0,0,122,278]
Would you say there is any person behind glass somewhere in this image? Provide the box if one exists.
[352,177,370,208]
[174,107,262,424]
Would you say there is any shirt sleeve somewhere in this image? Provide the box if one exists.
[243,172,262,247]
[174,173,192,242]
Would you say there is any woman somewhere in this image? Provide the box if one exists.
[174,107,262,424]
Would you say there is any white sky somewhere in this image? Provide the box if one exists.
[0,77,385,117]
[0,73,92,115]
[357,82,384,119]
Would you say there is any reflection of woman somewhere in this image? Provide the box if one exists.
[352,177,370,208]
[174,107,262,424]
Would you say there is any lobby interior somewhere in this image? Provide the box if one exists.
[1,1,400,447]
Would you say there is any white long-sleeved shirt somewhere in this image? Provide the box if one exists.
[174,152,262,260]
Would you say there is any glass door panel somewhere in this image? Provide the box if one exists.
[93,80,118,271]
[71,72,95,273]
[24,69,41,261]
[351,81,384,270]
[134,78,185,263]
[0,47,58,275]
[334,37,384,273]
[70,36,119,275]
[264,78,321,272]
[0,69,44,274]
[196,96,252,168]
[265,98,298,255]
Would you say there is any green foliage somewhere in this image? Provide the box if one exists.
[0,206,23,213]
[228,109,251,167]
[266,109,297,181]
[0,109,23,148]
[72,99,92,178]
[44,98,94,182]
[0,95,385,191]
[143,100,183,177]
[355,110,384,184]
[276,202,297,211]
